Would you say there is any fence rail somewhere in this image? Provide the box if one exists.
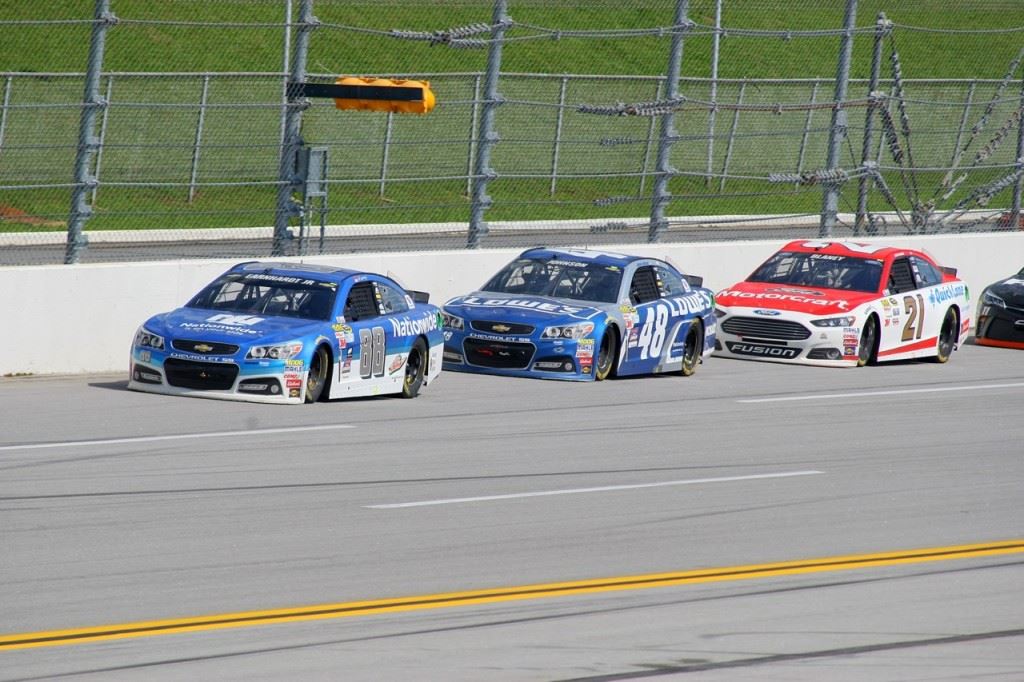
[1,0,1022,265]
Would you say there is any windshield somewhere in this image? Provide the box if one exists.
[187,273,338,321]
[748,251,883,293]
[482,258,623,303]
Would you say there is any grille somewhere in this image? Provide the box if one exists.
[722,316,811,340]
[172,339,239,355]
[470,320,535,335]
[986,318,1024,342]
[164,359,239,390]
[463,338,535,369]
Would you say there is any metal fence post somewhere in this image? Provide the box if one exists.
[65,0,114,264]
[0,76,13,158]
[638,79,663,198]
[188,74,210,204]
[273,0,316,257]
[465,74,482,198]
[854,12,888,235]
[379,111,394,198]
[467,0,509,249]
[795,81,819,181]
[549,75,568,196]
[704,0,722,187]
[819,0,858,238]
[648,0,689,243]
[1010,79,1024,229]
[719,80,745,192]
[90,75,114,206]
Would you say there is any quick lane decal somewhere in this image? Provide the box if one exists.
[2,540,1022,650]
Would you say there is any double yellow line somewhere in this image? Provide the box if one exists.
[3,539,1022,651]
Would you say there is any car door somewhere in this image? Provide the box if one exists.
[879,255,945,353]
[333,280,387,392]
[621,265,671,373]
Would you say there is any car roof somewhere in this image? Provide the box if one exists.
[518,247,640,267]
[779,240,918,261]
[230,261,365,283]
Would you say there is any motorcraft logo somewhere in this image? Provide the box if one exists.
[459,296,592,317]
[719,289,848,310]
[726,342,800,359]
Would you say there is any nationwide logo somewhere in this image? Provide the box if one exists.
[390,314,438,337]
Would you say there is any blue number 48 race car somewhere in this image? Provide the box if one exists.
[129,261,444,404]
[441,248,716,381]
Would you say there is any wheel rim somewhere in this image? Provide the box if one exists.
[307,349,326,395]
[859,319,876,364]
[596,334,611,375]
[405,346,422,388]
[683,328,699,371]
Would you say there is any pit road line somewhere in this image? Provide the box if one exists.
[364,470,824,509]
[2,540,1022,651]
[0,424,355,452]
[737,382,1024,404]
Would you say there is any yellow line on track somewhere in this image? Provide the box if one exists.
[3,539,1022,651]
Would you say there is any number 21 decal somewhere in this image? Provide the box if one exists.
[901,294,925,342]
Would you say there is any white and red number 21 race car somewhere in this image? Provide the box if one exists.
[714,240,971,367]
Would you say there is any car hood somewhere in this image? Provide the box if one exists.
[716,281,877,315]
[147,307,321,343]
[988,274,1024,306]
[445,292,607,322]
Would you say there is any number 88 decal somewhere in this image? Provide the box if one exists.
[359,326,386,378]
[638,303,669,360]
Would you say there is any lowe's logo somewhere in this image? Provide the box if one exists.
[753,309,781,316]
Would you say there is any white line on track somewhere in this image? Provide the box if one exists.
[737,382,1024,404]
[365,470,824,509]
[0,424,355,452]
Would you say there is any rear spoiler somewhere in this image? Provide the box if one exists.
[407,289,430,304]
[683,274,704,289]
[940,266,957,277]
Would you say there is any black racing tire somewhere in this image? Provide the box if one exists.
[931,307,958,364]
[857,315,879,367]
[680,320,703,377]
[305,344,331,403]
[401,337,427,398]
[594,328,617,381]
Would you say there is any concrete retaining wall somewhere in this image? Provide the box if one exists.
[1,233,1020,376]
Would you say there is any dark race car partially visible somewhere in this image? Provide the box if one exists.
[975,267,1024,350]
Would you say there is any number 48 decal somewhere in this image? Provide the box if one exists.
[638,303,669,360]
[901,294,925,342]
[359,327,386,378]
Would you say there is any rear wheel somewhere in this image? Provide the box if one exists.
[932,308,958,363]
[680,321,703,377]
[401,338,427,398]
[857,316,878,367]
[305,345,330,403]
[594,329,617,381]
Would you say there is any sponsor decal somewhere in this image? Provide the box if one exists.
[718,289,848,310]
[239,273,315,286]
[286,377,302,389]
[193,343,214,353]
[809,253,844,261]
[138,350,151,362]
[753,309,781,316]
[341,349,353,377]
[491,323,512,333]
[285,358,304,367]
[769,287,824,296]
[289,388,301,398]
[666,291,713,315]
[576,338,595,358]
[548,259,589,268]
[179,322,260,337]
[927,284,966,306]
[844,345,857,355]
[627,327,640,348]
[579,356,593,367]
[582,365,592,374]
[390,314,439,337]
[726,341,801,359]
[206,314,265,326]
[534,361,564,370]
[459,296,589,317]
[169,352,233,363]
[388,354,406,375]
[881,298,891,309]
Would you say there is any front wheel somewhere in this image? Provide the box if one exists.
[401,338,427,398]
[305,345,331,403]
[594,329,617,381]
[857,316,878,367]
[680,321,703,377]
[932,308,958,364]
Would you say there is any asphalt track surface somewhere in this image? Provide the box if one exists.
[2,343,1023,680]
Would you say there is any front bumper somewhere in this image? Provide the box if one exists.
[975,302,1024,349]
[713,310,862,367]
[441,330,596,381]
